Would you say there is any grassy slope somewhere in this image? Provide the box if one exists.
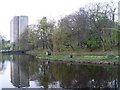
[37,54,119,62]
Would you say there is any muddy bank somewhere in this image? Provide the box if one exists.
[36,57,120,66]
[27,51,119,56]
[27,50,119,65]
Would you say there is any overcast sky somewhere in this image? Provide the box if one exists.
[0,0,119,40]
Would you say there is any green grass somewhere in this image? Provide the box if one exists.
[75,56,118,61]
[37,54,119,61]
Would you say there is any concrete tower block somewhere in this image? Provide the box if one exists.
[118,1,120,25]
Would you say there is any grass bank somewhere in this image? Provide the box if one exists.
[27,49,119,65]
[36,54,119,65]
[37,54,119,61]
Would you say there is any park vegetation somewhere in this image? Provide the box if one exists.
[0,35,10,50]
[19,2,119,53]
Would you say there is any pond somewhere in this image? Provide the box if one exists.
[0,54,119,89]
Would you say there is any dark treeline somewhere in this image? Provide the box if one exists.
[19,2,119,52]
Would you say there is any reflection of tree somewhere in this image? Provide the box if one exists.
[29,60,56,88]
[51,62,90,88]
[29,59,39,80]
[0,60,5,72]
[30,61,119,89]
[85,65,118,88]
[28,59,120,89]
[0,55,10,72]
[37,61,55,89]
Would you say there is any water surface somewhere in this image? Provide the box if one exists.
[0,54,119,89]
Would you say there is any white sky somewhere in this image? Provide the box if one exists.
[0,0,119,40]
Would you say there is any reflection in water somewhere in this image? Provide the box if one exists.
[0,59,5,72]
[0,54,120,89]
[31,61,120,89]
[10,55,29,88]
[27,59,120,89]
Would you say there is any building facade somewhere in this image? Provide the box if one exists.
[119,1,120,25]
[0,34,2,50]
[10,16,28,50]
[0,34,2,59]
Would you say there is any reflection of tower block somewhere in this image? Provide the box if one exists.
[118,1,120,25]
[0,37,1,44]
[11,55,29,88]
[0,36,2,60]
